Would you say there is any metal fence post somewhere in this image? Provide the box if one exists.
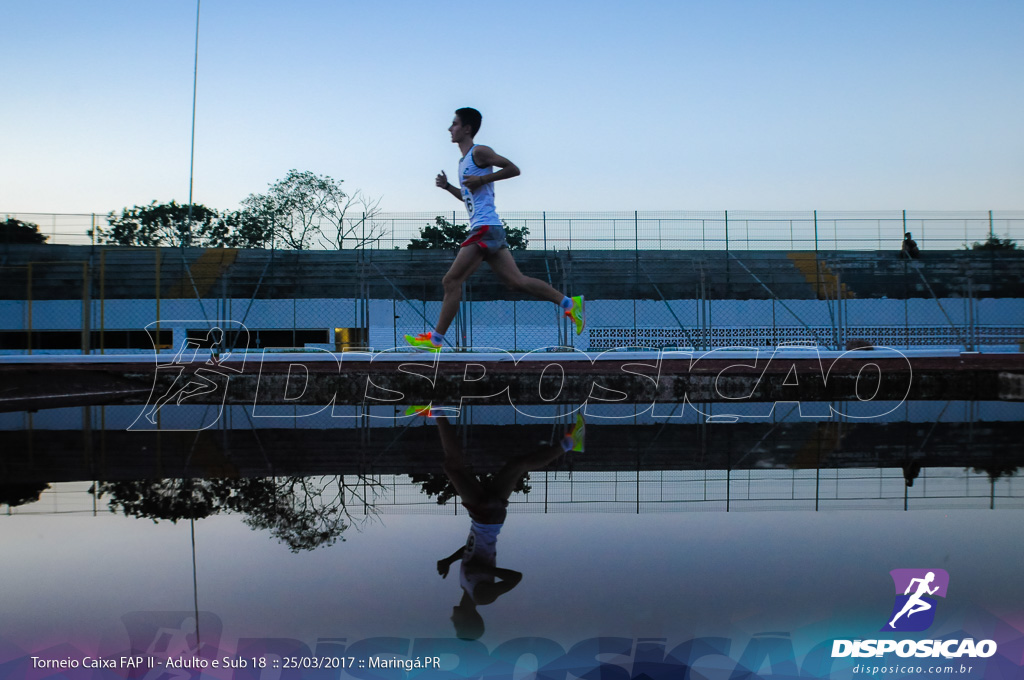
[967,276,975,351]
[513,300,517,351]
[155,249,161,352]
[903,280,909,350]
[813,210,818,252]
[27,263,32,355]
[724,210,729,251]
[100,250,106,355]
[81,262,90,354]
[836,269,843,350]
[543,211,547,251]
[989,210,994,240]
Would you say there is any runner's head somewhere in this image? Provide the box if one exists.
[451,604,485,640]
[455,107,482,137]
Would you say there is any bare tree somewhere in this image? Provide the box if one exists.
[242,475,383,552]
[319,191,384,250]
[241,170,383,250]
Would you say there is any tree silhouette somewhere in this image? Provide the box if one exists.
[0,482,51,507]
[408,216,529,250]
[93,201,226,247]
[409,471,530,505]
[91,474,383,552]
[1,218,49,244]
[969,236,1018,251]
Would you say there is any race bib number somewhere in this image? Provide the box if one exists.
[462,187,475,216]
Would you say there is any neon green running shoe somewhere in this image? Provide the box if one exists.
[404,404,435,418]
[405,332,441,352]
[563,412,585,453]
[565,295,585,335]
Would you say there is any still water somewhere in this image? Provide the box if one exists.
[3,402,1023,680]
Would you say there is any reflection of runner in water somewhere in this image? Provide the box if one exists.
[889,571,939,628]
[419,408,584,640]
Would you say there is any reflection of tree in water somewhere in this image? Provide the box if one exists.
[409,472,530,506]
[242,476,377,552]
[91,478,242,521]
[0,482,51,508]
[91,475,381,552]
[970,463,1020,481]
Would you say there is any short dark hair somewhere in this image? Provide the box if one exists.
[455,107,482,136]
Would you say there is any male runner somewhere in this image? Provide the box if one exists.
[405,107,584,351]
[413,407,584,639]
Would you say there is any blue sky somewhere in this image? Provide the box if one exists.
[3,0,1022,214]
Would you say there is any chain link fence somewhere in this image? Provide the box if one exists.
[2,210,1022,355]
[1,248,1022,355]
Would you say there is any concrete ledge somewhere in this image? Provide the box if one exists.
[1,352,1022,410]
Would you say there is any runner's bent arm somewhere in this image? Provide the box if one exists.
[471,566,523,599]
[436,171,463,201]
[462,146,520,192]
[437,546,465,578]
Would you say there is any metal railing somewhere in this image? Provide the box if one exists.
[5,210,1023,251]
[5,467,1022,517]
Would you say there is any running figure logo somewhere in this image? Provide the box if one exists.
[129,321,249,432]
[883,568,949,632]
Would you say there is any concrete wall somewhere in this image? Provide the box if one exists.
[3,244,1024,300]
[2,244,1022,353]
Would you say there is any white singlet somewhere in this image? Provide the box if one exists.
[458,145,501,229]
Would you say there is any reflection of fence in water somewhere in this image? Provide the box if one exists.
[7,468,1022,517]
[384,467,1024,513]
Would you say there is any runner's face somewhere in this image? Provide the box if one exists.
[449,116,470,143]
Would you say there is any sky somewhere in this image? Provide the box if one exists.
[2,0,1023,216]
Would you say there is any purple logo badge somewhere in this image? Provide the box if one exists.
[882,569,949,632]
